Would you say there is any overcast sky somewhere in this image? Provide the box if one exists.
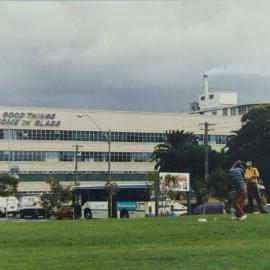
[1,1,270,112]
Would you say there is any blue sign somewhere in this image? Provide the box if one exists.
[117,201,137,211]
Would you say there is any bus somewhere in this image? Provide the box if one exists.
[74,183,188,219]
[74,183,153,219]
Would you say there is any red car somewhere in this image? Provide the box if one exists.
[55,206,74,220]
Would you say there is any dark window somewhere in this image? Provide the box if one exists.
[0,128,225,146]
[231,107,236,116]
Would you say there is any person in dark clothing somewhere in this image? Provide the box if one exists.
[229,160,247,220]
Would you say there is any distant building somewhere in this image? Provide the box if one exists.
[0,106,241,193]
[189,74,267,117]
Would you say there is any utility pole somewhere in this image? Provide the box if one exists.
[199,122,215,199]
[73,144,83,218]
[107,130,111,185]
[106,129,115,218]
[73,144,83,186]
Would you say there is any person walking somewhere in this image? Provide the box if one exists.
[229,160,247,220]
[244,161,264,213]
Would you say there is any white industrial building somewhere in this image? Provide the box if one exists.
[190,102,265,117]
[0,106,241,193]
[189,74,267,117]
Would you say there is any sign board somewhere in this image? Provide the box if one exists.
[0,111,61,127]
[117,201,137,211]
[159,172,190,192]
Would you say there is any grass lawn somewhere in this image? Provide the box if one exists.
[0,214,270,270]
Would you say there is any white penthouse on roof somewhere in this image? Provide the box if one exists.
[199,74,238,110]
[190,75,267,116]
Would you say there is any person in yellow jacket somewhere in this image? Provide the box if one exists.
[244,161,263,213]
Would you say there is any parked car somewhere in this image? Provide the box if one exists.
[55,206,74,220]
[193,204,226,215]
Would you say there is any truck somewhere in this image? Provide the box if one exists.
[18,195,46,218]
[0,196,19,217]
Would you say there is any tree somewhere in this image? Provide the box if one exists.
[40,179,73,212]
[226,105,270,200]
[40,193,52,219]
[207,168,234,209]
[0,174,19,197]
[105,182,119,218]
[152,130,199,172]
[146,172,160,216]
[152,130,224,204]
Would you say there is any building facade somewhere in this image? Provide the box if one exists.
[190,103,264,117]
[0,106,241,193]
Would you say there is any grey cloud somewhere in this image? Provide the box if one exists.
[0,1,270,112]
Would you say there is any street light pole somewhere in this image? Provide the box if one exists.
[8,129,12,174]
[77,114,113,218]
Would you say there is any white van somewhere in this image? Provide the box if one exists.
[0,196,19,217]
[146,199,187,216]
[170,201,188,216]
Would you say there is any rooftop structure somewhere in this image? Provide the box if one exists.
[190,75,267,117]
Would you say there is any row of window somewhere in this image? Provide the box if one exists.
[0,151,152,162]
[5,170,147,175]
[0,129,230,144]
[220,105,252,116]
[197,134,230,144]
[0,129,166,143]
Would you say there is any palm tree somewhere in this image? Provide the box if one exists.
[152,130,207,204]
[152,130,227,204]
[152,130,199,172]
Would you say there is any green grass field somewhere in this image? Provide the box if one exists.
[0,215,270,270]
